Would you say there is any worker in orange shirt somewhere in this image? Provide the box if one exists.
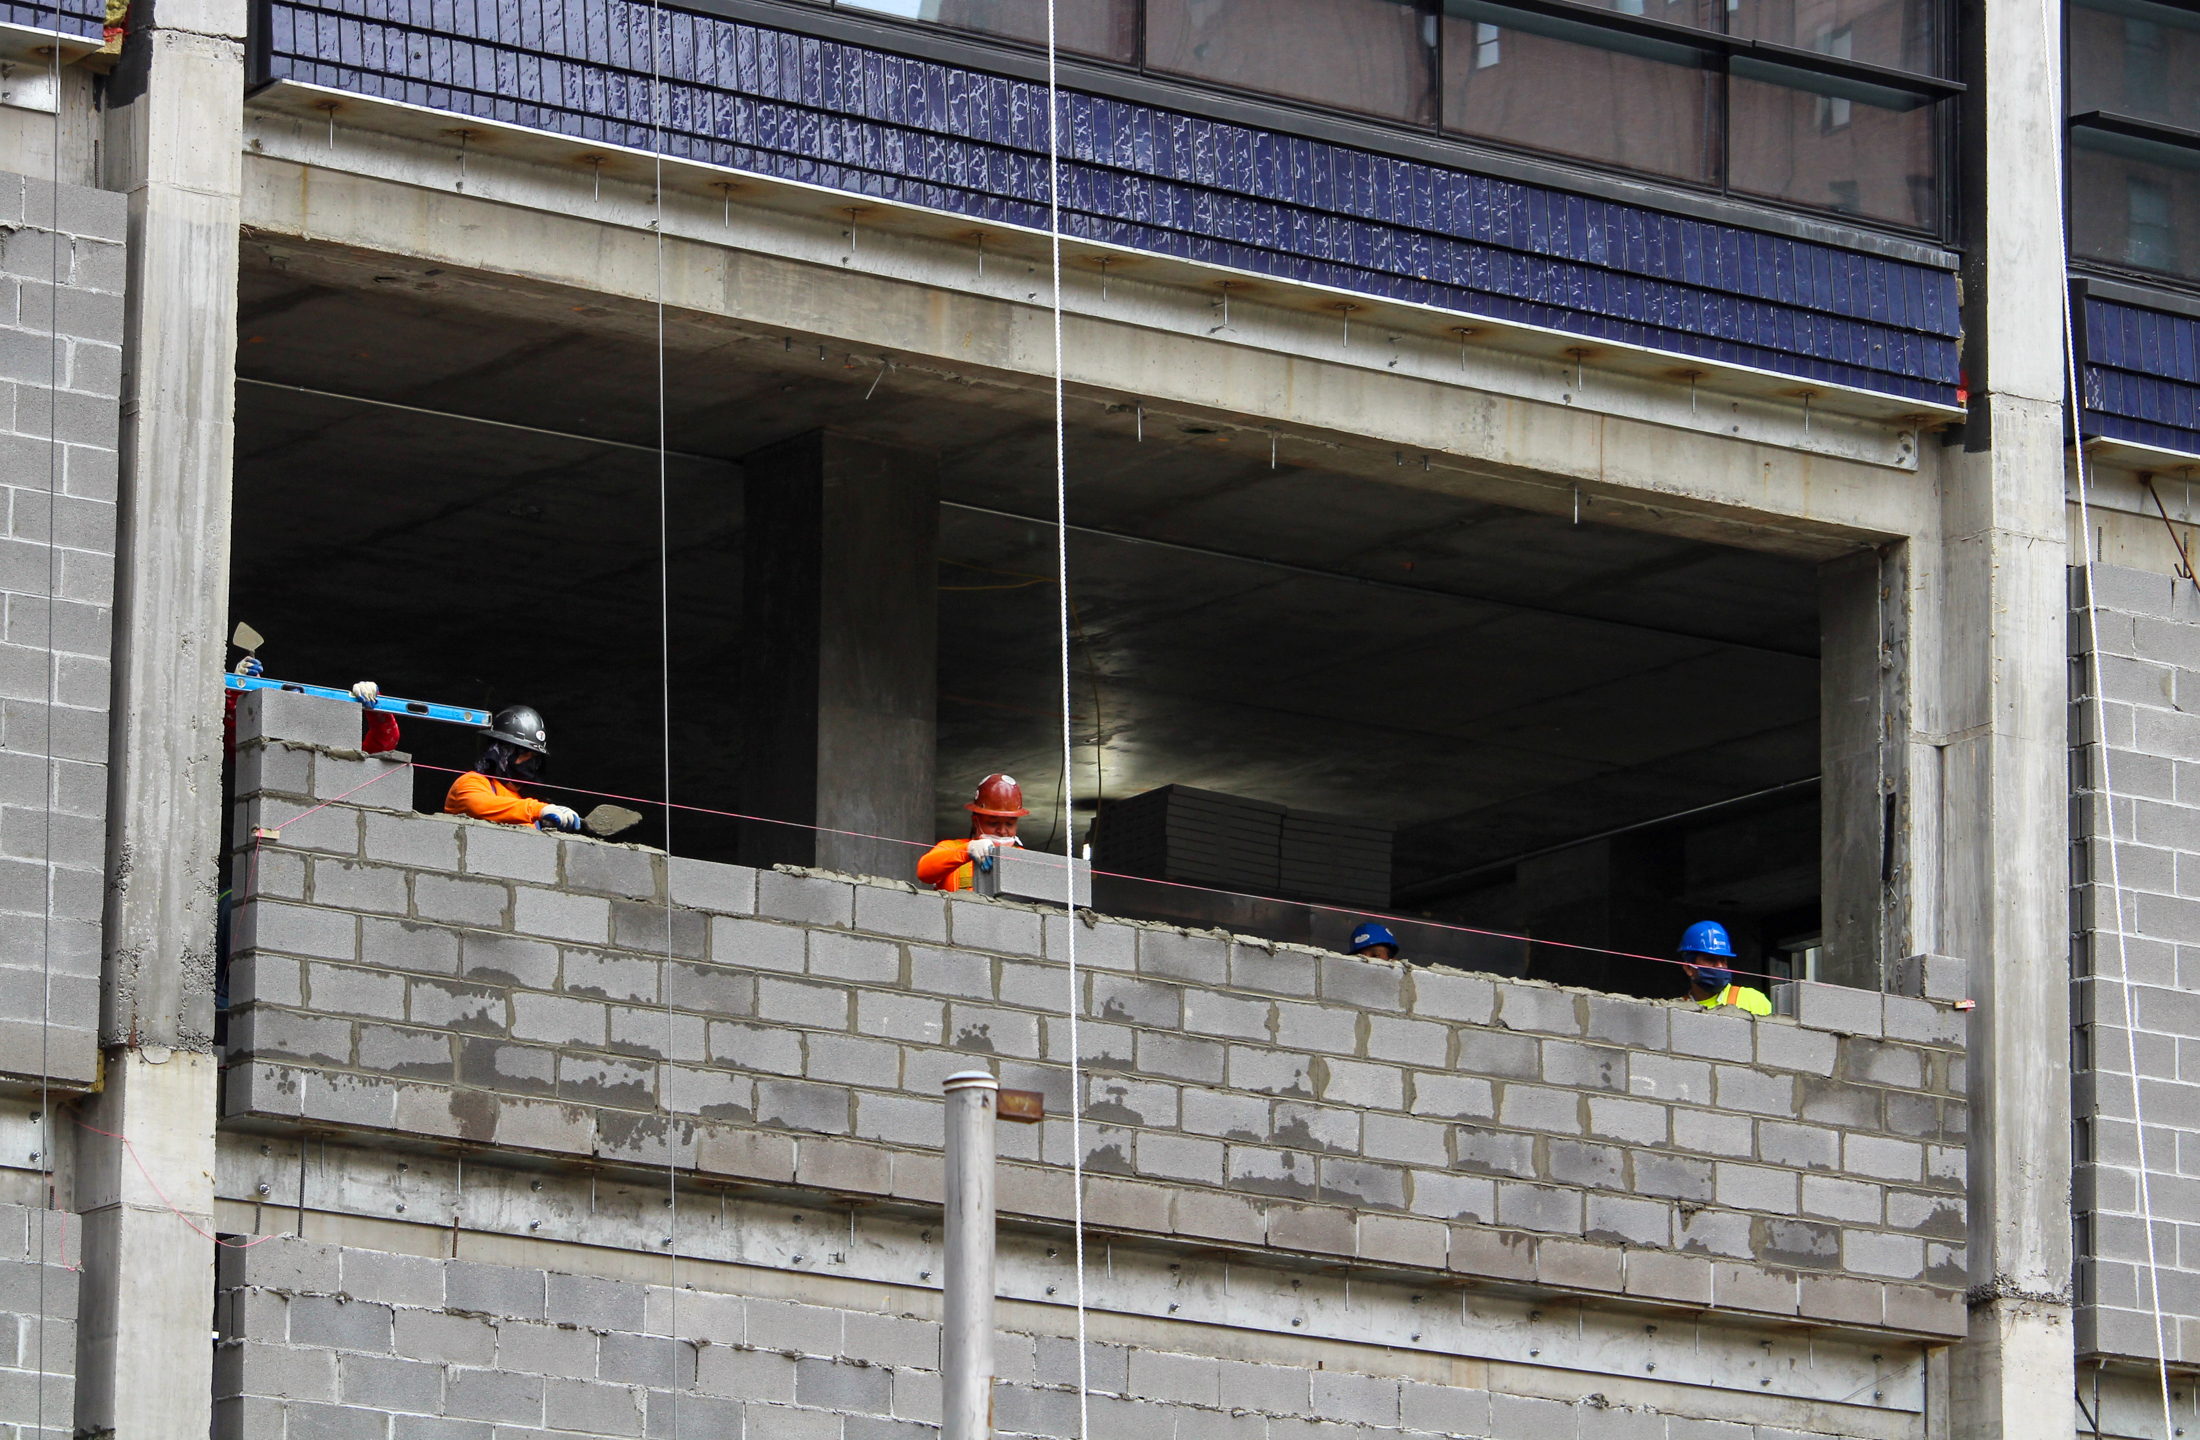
[443,704,583,832]
[917,773,1029,891]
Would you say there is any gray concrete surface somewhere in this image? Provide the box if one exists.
[0,168,122,1093]
[0,1200,78,1440]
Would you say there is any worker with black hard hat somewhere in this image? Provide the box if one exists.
[443,704,582,832]
[916,773,1029,891]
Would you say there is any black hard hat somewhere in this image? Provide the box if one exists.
[481,704,549,755]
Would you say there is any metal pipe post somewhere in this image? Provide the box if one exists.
[941,1071,999,1440]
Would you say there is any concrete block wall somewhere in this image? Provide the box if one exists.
[2070,563,2200,1363]
[225,692,1969,1339]
[0,170,122,1092]
[211,1232,1913,1440]
[0,1201,81,1440]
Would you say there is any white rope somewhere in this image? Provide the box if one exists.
[645,7,681,1432]
[1040,0,1090,1431]
[2045,0,2175,1422]
[34,19,63,1440]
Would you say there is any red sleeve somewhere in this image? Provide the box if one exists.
[362,711,401,754]
[224,689,238,761]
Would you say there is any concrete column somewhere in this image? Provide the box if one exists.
[740,429,940,881]
[1819,546,1903,991]
[79,0,245,1430]
[1943,0,2077,1422]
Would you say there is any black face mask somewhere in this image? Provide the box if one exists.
[479,741,546,782]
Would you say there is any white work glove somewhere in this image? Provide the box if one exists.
[232,655,263,677]
[967,836,998,863]
[350,680,380,708]
[536,804,583,833]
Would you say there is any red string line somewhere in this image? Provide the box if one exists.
[71,1118,281,1250]
[362,765,1717,976]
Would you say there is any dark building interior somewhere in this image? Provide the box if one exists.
[228,239,1823,997]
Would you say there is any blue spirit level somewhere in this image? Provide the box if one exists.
[223,672,490,728]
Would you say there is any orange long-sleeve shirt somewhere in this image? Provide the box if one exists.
[917,837,976,892]
[443,771,548,827]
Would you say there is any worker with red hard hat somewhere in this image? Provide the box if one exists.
[917,773,1029,891]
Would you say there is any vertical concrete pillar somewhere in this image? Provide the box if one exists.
[741,429,940,881]
[1943,0,2077,1424]
[79,0,245,1430]
[1820,546,1903,991]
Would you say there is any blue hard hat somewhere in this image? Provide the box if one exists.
[1350,922,1399,955]
[1679,920,1735,959]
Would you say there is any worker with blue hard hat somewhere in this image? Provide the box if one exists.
[1348,921,1400,961]
[1677,920,1770,1014]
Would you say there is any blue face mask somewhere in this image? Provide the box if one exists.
[1690,964,1733,992]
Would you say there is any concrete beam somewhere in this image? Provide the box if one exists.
[236,148,1946,562]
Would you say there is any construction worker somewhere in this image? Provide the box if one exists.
[443,704,583,832]
[917,773,1028,891]
[1347,921,1401,960]
[1677,920,1771,1014]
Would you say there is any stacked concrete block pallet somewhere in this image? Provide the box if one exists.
[0,171,123,1089]
[225,691,1969,1341]
[0,1200,80,1440]
[2070,562,2200,1364]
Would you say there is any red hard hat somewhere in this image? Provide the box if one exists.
[966,773,1030,818]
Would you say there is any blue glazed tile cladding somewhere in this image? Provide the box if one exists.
[2082,296,2200,458]
[0,0,101,38]
[266,0,1962,405]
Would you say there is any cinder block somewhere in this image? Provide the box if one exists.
[757,870,853,928]
[1321,955,1403,1011]
[809,930,900,984]
[1627,1052,1712,1104]
[339,1250,444,1308]
[1844,1133,1924,1182]
[1409,969,1494,1024]
[243,901,357,963]
[413,874,509,929]
[445,1262,547,1322]
[1798,1272,1883,1325]
[1846,1039,1928,1090]
[1496,1084,1581,1134]
[563,840,658,900]
[1318,1057,1404,1109]
[1623,1248,1711,1304]
[756,1080,851,1135]
[1669,1007,1755,1061]
[1585,995,1668,1050]
[1712,1065,1795,1116]
[1495,1181,1582,1235]
[1137,929,1228,986]
[1228,942,1317,997]
[1714,1162,1798,1213]
[1136,1031,1225,1083]
[1791,981,1884,1037]
[1401,1381,1493,1437]
[1365,1014,1448,1067]
[362,918,462,976]
[669,855,756,915]
[543,1377,644,1436]
[1536,1236,1622,1291]
[610,899,706,960]
[1541,1040,1626,1091]
[289,1295,394,1352]
[711,916,806,974]
[235,690,360,751]
[1409,1170,1495,1223]
[511,887,610,944]
[1311,1369,1399,1426]
[1631,1151,1713,1201]
[443,1367,545,1424]
[337,1352,443,1415]
[1410,1073,1494,1121]
[364,812,461,872]
[462,824,558,885]
[1043,912,1137,970]
[1494,984,1581,1037]
[1266,1201,1355,1256]
[1894,952,1969,1003]
[1844,1229,1925,1279]
[852,884,946,942]
[545,1272,648,1332]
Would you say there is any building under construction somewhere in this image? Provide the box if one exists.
[0,0,2194,1433]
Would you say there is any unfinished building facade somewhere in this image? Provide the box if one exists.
[0,0,2194,1433]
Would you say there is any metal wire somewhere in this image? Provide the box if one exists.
[34,23,62,1440]
[1039,0,1092,1429]
[646,5,682,1431]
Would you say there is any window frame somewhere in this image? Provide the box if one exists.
[2064,0,2200,292]
[822,0,1962,239]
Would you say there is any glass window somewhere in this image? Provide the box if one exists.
[1728,0,1943,75]
[1144,0,1437,123]
[840,0,1139,62]
[1727,58,1938,226]
[2070,0,2200,129]
[1441,0,1721,183]
[2071,133,2200,281]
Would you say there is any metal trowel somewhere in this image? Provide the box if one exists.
[584,804,644,839]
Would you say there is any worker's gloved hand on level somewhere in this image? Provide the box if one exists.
[536,804,583,834]
[232,655,263,677]
[350,680,380,708]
